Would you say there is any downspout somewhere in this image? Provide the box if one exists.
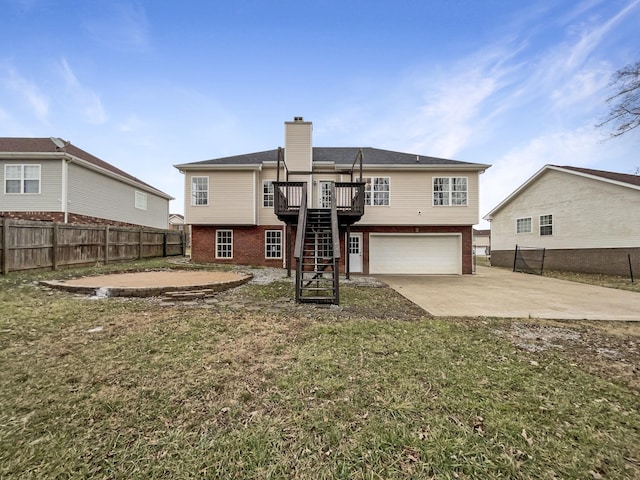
[61,157,69,223]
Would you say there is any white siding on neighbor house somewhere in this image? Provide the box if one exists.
[0,159,63,211]
[490,169,640,251]
[184,171,255,225]
[359,170,481,226]
[67,163,169,229]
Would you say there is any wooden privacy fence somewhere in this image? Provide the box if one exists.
[0,218,186,275]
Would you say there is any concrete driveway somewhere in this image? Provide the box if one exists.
[378,266,640,321]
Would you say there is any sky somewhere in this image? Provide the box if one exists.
[1,0,639,227]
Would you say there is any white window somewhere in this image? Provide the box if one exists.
[320,181,333,208]
[516,217,532,234]
[540,214,553,236]
[265,230,282,259]
[433,177,467,206]
[364,177,390,206]
[263,181,274,207]
[191,176,208,206]
[4,164,41,194]
[216,230,233,258]
[135,191,147,210]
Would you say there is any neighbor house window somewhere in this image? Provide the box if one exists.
[191,176,208,206]
[364,177,390,206]
[433,177,467,206]
[540,214,553,236]
[516,217,532,234]
[265,230,282,259]
[216,230,233,258]
[135,191,147,210]
[263,181,274,207]
[4,164,40,194]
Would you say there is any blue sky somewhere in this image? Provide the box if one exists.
[1,0,639,226]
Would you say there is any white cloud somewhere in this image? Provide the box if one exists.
[3,67,49,122]
[58,59,107,125]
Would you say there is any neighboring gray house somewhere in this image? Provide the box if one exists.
[1,137,172,229]
[484,165,640,275]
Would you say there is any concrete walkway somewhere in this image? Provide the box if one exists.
[378,266,640,321]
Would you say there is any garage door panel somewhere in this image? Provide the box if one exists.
[369,234,461,274]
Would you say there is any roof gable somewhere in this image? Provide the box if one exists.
[484,164,640,220]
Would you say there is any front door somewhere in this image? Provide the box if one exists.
[319,181,332,208]
[348,233,363,273]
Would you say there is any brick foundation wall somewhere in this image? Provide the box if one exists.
[0,211,145,228]
[491,247,640,277]
[192,224,474,274]
[191,225,286,268]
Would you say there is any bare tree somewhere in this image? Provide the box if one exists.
[597,61,640,138]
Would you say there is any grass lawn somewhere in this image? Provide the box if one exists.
[1,260,639,479]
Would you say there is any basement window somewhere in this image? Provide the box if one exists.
[265,230,282,259]
[216,230,233,258]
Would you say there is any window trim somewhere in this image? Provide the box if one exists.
[4,164,41,194]
[262,180,274,208]
[432,176,468,207]
[215,229,233,259]
[264,229,282,259]
[191,176,209,206]
[364,176,390,206]
[516,217,532,234]
[134,190,147,210]
[539,214,553,236]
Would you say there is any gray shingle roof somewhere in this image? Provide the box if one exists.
[180,147,484,167]
[0,137,168,195]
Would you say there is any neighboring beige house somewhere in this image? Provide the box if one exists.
[169,213,191,245]
[1,137,172,229]
[175,117,490,289]
[473,228,490,256]
[484,165,640,275]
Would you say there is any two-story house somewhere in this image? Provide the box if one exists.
[1,137,172,229]
[176,118,489,302]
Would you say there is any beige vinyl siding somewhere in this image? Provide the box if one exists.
[258,168,283,226]
[67,163,169,229]
[360,170,480,226]
[284,121,312,173]
[185,171,255,225]
[0,159,62,211]
[490,169,640,250]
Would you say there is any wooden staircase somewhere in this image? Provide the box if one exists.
[297,208,340,304]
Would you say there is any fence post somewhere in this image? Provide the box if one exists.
[1,218,10,275]
[139,228,144,259]
[52,223,59,271]
[162,232,167,257]
[629,254,634,284]
[181,231,186,256]
[104,225,110,265]
[513,245,518,272]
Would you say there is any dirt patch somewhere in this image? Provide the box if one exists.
[494,321,640,390]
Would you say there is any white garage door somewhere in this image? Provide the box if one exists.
[369,234,461,274]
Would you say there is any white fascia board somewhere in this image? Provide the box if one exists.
[334,163,491,172]
[173,163,262,172]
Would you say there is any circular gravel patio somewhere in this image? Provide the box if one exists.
[41,270,252,297]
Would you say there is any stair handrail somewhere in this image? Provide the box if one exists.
[330,184,341,260]
[294,184,308,303]
[293,183,308,262]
